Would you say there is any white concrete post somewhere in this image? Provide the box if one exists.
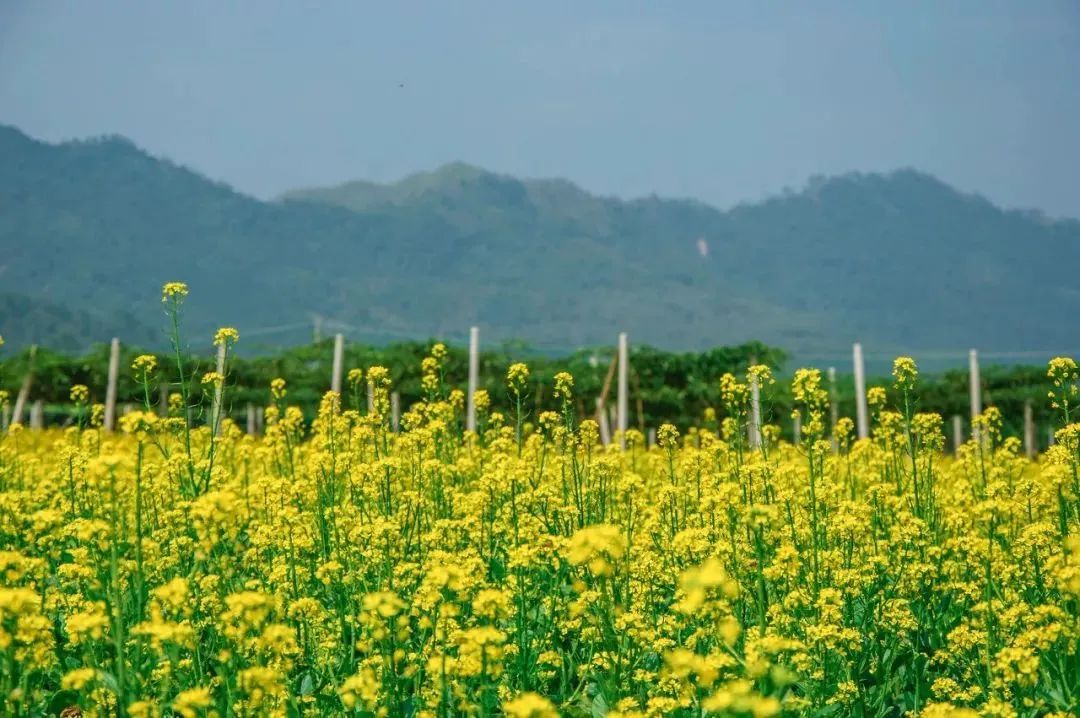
[1023,400,1035,459]
[969,349,981,441]
[952,415,963,454]
[793,412,802,446]
[331,333,344,394]
[390,391,401,432]
[853,343,869,440]
[104,337,121,431]
[11,344,35,425]
[749,371,762,449]
[617,332,629,449]
[12,375,31,425]
[597,397,612,445]
[466,326,479,432]
[30,400,43,430]
[247,403,256,435]
[211,342,226,435]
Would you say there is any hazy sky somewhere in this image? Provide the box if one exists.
[2,1,1079,216]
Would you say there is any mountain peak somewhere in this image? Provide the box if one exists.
[391,162,513,198]
[281,162,511,212]
[283,161,539,220]
[417,161,493,183]
[1,123,143,156]
[0,122,32,141]
[794,167,1000,213]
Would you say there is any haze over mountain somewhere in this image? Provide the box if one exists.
[1,123,1078,358]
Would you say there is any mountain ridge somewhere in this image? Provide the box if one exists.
[1,123,1077,355]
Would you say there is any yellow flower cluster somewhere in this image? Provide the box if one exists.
[132,354,157,375]
[160,281,189,302]
[213,326,240,347]
[507,362,529,394]
[0,330,1078,717]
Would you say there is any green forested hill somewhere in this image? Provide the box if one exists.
[0,292,158,351]
[2,123,1077,355]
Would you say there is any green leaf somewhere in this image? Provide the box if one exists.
[99,671,121,695]
[590,688,608,718]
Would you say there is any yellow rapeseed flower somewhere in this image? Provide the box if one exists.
[213,327,239,346]
[507,362,530,395]
[161,281,189,303]
[503,692,559,718]
[132,354,157,375]
[69,384,89,403]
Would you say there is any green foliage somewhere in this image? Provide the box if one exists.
[0,338,1059,445]
[0,339,782,431]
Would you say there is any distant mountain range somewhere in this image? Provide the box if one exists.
[1,123,1077,356]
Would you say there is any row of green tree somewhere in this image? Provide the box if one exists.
[0,339,1061,446]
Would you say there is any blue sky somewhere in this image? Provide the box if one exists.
[2,1,1078,216]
